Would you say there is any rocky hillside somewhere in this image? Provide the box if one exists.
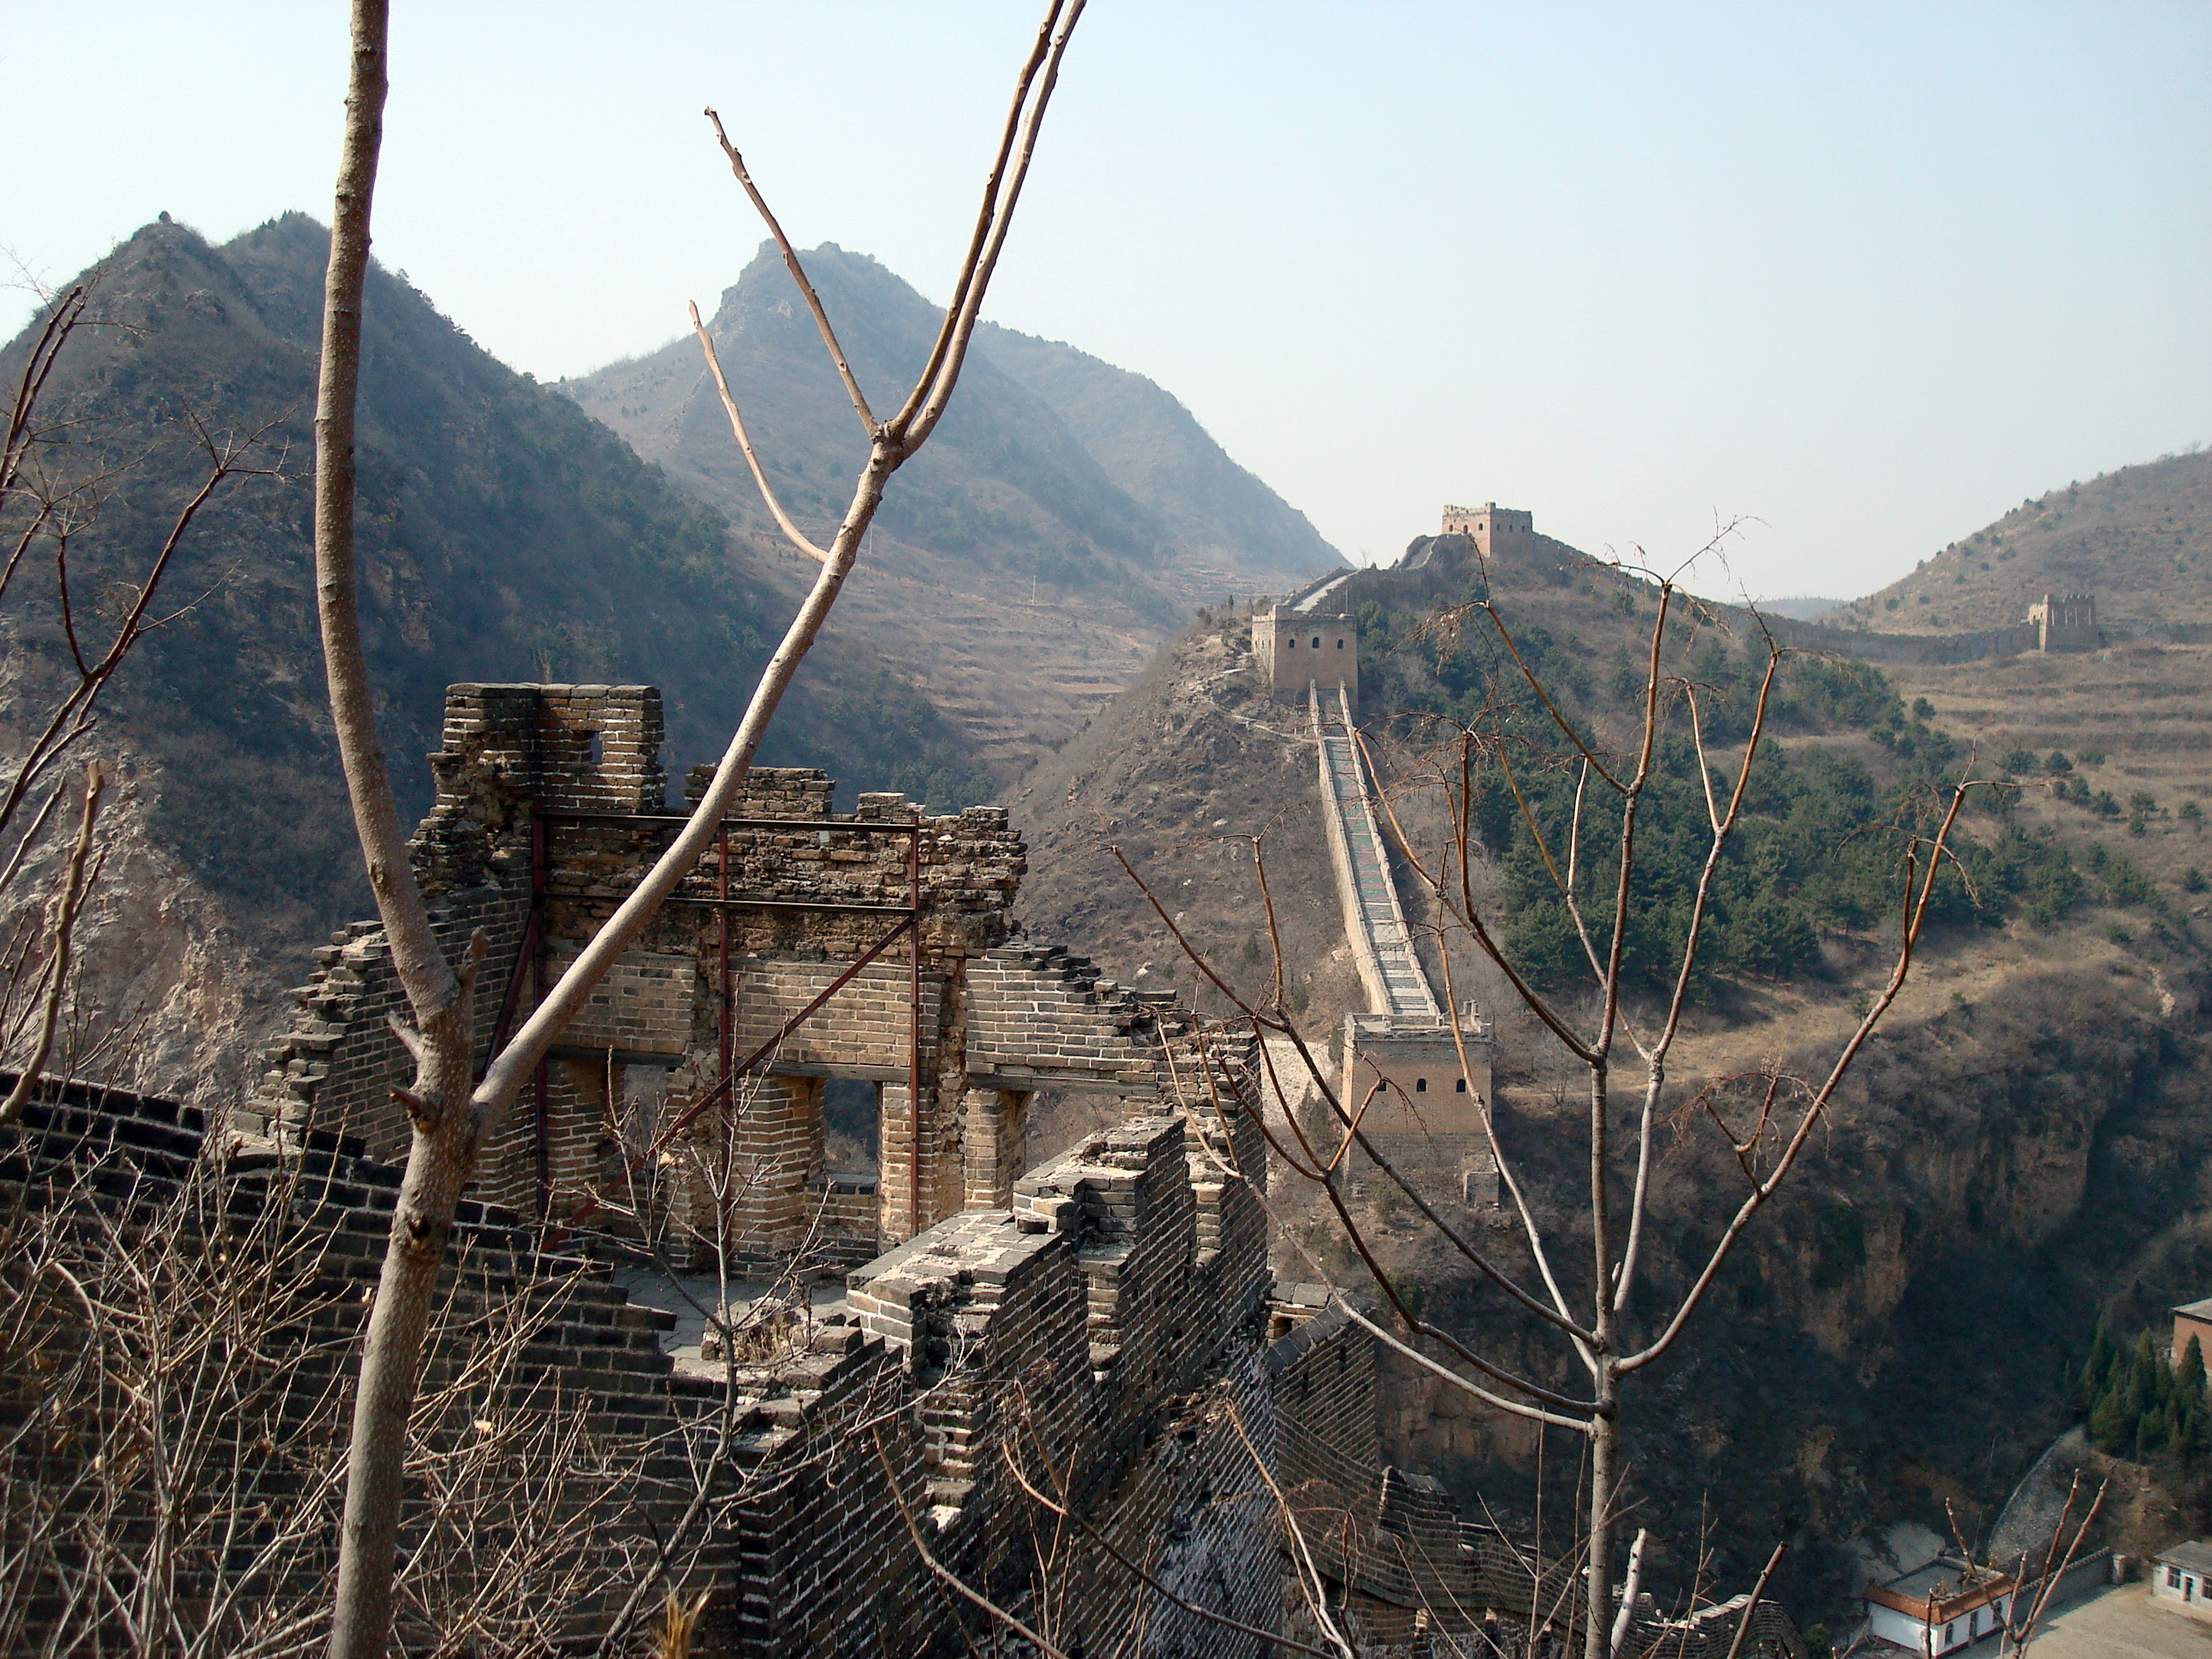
[1825,448,2212,634]
[567,244,1341,776]
[0,215,987,1094]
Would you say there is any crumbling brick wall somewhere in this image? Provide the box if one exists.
[252,684,1246,1270]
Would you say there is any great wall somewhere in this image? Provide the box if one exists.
[1,649,1821,1653]
[8,498,2135,1651]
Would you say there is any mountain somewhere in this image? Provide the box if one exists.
[971,320,1337,583]
[0,215,988,1092]
[565,244,1342,775]
[1825,449,2212,634]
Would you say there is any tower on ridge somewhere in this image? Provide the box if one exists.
[1252,601,1359,707]
[1439,501,1534,561]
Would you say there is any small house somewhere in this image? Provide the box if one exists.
[2153,1541,2212,1621]
[2172,1297,2212,1372]
[1863,1557,2015,1655]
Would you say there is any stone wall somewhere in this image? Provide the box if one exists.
[4,1042,1290,1657]
[0,1075,727,1653]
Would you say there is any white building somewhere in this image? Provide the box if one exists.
[1863,1557,2015,1655]
[2153,1540,2212,1620]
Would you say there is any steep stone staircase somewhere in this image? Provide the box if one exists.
[1310,683,1440,1020]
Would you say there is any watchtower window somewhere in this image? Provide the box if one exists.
[1414,1077,1428,1093]
[1311,636,1321,649]
[1286,637,1296,648]
[1336,638,1345,649]
[1455,1078,1467,1092]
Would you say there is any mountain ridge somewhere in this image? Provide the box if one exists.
[1825,449,2212,634]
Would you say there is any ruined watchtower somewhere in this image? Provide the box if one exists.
[251,683,1226,1270]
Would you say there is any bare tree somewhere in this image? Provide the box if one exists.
[1126,559,1987,1658]
[0,1092,682,1659]
[307,4,1089,1652]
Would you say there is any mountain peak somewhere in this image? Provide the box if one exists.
[570,241,1340,775]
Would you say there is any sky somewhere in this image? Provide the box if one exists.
[5,2,2208,599]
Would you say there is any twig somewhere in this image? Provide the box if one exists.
[1,761,104,1125]
[704,111,878,436]
[686,302,827,563]
[871,1426,1073,1659]
[998,1439,1339,1658]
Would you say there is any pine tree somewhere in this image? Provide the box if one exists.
[2139,1402,2175,1461]
[2080,1313,2116,1412]
[2129,1332,2162,1421]
[2090,1385,2132,1454]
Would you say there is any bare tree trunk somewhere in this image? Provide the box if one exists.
[313,6,492,1654]
[1587,1367,1619,1659]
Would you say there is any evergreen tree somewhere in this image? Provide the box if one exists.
[2079,1319,2208,1466]
[2090,1385,2132,1454]
[2081,1313,2116,1411]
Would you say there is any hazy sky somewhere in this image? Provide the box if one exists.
[6,4,2207,598]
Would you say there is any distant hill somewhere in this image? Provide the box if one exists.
[566,244,1342,774]
[971,320,1336,584]
[0,215,989,1089]
[1825,449,2212,634]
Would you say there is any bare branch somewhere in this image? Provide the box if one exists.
[1622,775,1980,1374]
[1722,1541,1786,1659]
[871,1426,1073,1659]
[885,2,1064,441]
[1610,1527,1648,1655]
[999,1439,1341,1658]
[686,302,827,563]
[1218,1401,1359,1658]
[1362,739,1596,1064]
[0,760,103,1125]
[899,0,1086,451]
[703,110,878,437]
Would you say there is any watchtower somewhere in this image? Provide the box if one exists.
[1439,503,1535,562]
[1254,603,1359,707]
[2028,593,2098,653]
